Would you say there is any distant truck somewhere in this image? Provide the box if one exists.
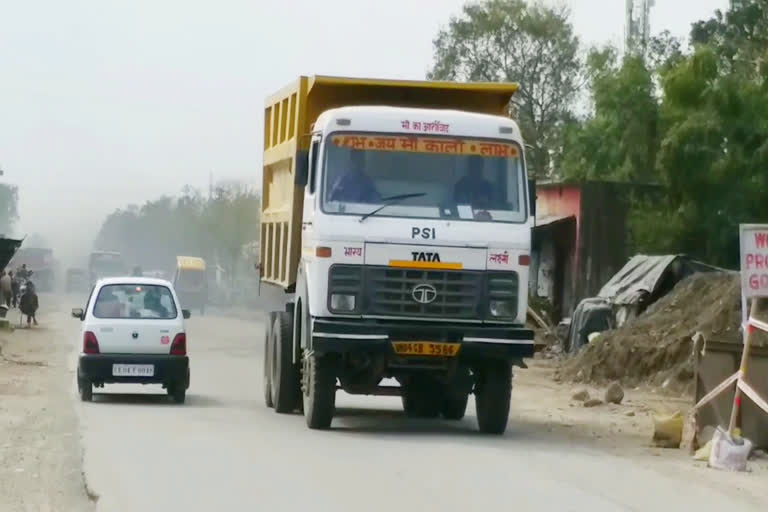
[260,76,535,433]
[11,247,55,292]
[88,251,127,284]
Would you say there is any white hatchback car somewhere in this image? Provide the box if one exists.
[73,277,191,403]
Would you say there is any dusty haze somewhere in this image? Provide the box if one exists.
[0,0,726,268]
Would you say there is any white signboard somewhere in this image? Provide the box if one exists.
[740,224,768,298]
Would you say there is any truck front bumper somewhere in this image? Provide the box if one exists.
[311,318,534,361]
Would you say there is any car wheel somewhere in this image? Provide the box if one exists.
[475,362,512,434]
[167,382,186,404]
[78,376,93,402]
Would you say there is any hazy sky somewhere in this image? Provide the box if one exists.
[0,0,727,265]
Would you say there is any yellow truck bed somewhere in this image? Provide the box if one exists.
[260,75,519,289]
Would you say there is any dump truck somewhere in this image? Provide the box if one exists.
[260,76,535,433]
[11,247,55,292]
[88,250,127,285]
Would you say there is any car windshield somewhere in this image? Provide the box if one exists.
[93,284,177,319]
[322,133,526,223]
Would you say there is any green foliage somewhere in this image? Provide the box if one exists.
[428,0,582,178]
[558,48,659,183]
[0,183,19,236]
[94,185,260,279]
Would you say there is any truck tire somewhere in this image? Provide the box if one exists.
[475,363,512,434]
[302,353,337,430]
[271,312,301,413]
[263,313,274,408]
[441,392,469,420]
[401,377,441,418]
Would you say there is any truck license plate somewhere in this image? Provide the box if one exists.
[392,342,460,357]
[112,364,155,377]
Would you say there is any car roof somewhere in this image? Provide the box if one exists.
[96,277,174,287]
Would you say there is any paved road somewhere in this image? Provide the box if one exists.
[66,310,764,512]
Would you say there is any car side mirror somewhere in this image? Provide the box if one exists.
[71,308,84,320]
[182,309,191,319]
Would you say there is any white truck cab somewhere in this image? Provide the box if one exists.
[261,76,534,433]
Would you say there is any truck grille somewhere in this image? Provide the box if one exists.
[328,265,519,320]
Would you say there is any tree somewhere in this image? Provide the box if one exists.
[631,0,768,267]
[428,0,583,178]
[558,47,659,183]
[0,184,19,236]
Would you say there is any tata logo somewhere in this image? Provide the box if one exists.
[411,251,441,262]
[411,284,438,304]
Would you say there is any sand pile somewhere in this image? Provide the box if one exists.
[559,272,767,393]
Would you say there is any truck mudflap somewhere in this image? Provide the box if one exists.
[311,318,534,360]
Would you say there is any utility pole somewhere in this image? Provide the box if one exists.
[625,0,655,56]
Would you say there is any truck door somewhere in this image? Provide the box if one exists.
[301,135,322,250]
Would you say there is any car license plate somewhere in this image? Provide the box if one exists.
[112,364,155,377]
[392,342,460,357]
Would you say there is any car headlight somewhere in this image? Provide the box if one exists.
[330,293,356,312]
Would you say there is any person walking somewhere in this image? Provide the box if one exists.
[20,282,39,327]
[0,271,11,308]
[10,271,19,308]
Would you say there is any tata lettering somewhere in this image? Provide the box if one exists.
[411,227,436,240]
[412,252,440,262]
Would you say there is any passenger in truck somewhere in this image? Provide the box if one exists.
[329,150,381,203]
[454,155,492,209]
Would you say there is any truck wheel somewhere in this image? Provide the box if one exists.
[441,392,469,420]
[271,312,301,413]
[263,313,274,408]
[78,376,93,402]
[475,363,512,434]
[401,377,441,418]
[302,353,337,429]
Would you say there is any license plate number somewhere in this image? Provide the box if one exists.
[392,342,460,357]
[112,364,155,377]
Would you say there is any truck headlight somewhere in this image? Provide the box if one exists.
[487,272,519,319]
[331,293,356,312]
[489,300,517,318]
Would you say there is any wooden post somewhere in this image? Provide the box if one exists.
[728,298,760,434]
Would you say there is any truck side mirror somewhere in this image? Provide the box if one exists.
[528,178,537,218]
[295,149,309,187]
[182,309,191,319]
[71,308,84,320]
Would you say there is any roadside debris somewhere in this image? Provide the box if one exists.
[571,389,590,402]
[584,398,603,408]
[652,411,684,448]
[560,273,767,392]
[604,381,624,404]
[709,428,753,472]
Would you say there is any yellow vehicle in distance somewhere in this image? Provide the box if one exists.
[173,256,208,315]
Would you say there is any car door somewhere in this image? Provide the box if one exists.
[87,283,183,355]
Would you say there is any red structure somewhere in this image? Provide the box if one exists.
[532,182,652,321]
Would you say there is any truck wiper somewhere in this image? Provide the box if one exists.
[359,193,427,223]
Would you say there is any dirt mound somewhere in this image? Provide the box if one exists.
[559,272,767,393]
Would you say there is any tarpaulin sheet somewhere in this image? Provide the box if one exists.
[0,237,23,272]
[598,254,722,306]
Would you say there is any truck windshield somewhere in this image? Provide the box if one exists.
[322,133,526,223]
